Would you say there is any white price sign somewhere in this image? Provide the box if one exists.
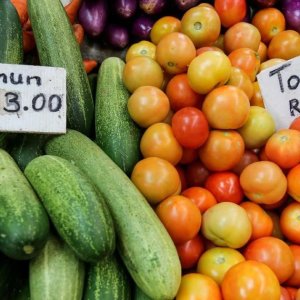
[257,56,300,131]
[0,63,66,134]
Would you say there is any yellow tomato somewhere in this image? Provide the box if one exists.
[258,58,286,74]
[125,41,156,62]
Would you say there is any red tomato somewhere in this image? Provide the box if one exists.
[172,107,209,149]
[287,164,300,202]
[175,165,187,192]
[185,160,211,187]
[181,187,217,214]
[156,195,202,245]
[286,287,298,300]
[176,235,205,269]
[231,149,259,176]
[199,130,245,172]
[214,0,247,28]
[204,172,244,204]
[179,147,199,165]
[284,245,300,287]
[196,46,223,56]
[166,73,204,112]
[281,287,292,300]
[290,116,300,132]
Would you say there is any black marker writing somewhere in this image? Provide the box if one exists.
[269,62,292,93]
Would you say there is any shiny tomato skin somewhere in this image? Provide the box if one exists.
[259,58,286,73]
[284,245,300,287]
[196,46,223,56]
[204,172,244,204]
[176,235,205,269]
[257,42,268,63]
[250,81,265,107]
[290,116,300,132]
[185,160,211,187]
[156,195,202,245]
[287,164,300,202]
[172,107,209,149]
[281,287,293,300]
[125,40,156,62]
[179,147,199,165]
[231,149,259,176]
[221,260,281,300]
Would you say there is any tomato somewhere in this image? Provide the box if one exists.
[252,8,286,44]
[281,287,293,300]
[202,85,250,129]
[199,130,245,172]
[257,42,268,63]
[290,116,300,132]
[204,172,244,204]
[166,73,204,112]
[176,235,205,269]
[240,161,287,205]
[280,202,300,244]
[185,160,211,187]
[188,51,232,95]
[228,48,261,82]
[221,260,281,300]
[296,289,300,300]
[176,273,222,300]
[197,247,245,286]
[156,195,202,245]
[284,245,300,287]
[125,41,156,62]
[250,81,265,107]
[227,67,254,100]
[176,165,187,192]
[156,32,196,75]
[268,30,300,60]
[231,149,259,176]
[127,86,170,128]
[181,187,217,214]
[224,22,261,54]
[162,109,174,125]
[131,157,181,205]
[196,46,223,56]
[140,123,183,165]
[201,202,252,248]
[123,56,164,93]
[262,193,288,210]
[259,58,286,73]
[259,145,269,161]
[266,210,285,240]
[213,33,225,51]
[265,130,300,169]
[172,107,209,149]
[150,16,181,45]
[161,72,174,92]
[287,164,300,202]
[180,6,221,48]
[214,0,247,28]
[286,287,298,300]
[179,147,199,165]
[237,106,276,149]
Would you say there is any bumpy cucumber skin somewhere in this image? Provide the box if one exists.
[27,0,94,136]
[45,130,181,300]
[24,155,115,263]
[134,284,155,300]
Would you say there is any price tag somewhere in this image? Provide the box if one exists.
[0,63,66,134]
[257,56,300,131]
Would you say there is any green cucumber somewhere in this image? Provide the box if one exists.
[134,285,155,300]
[83,253,131,300]
[30,234,85,300]
[95,57,142,175]
[14,283,30,300]
[24,155,115,262]
[45,129,181,300]
[0,134,7,149]
[27,0,94,136]
[88,73,98,102]
[0,149,50,260]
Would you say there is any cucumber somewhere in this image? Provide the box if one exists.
[95,57,142,175]
[27,0,94,136]
[83,253,131,300]
[88,73,98,102]
[0,134,7,149]
[14,283,30,300]
[24,155,115,263]
[0,149,50,260]
[30,234,85,300]
[45,129,181,300]
[134,285,155,300]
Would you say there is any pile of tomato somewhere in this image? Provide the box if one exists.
[122,2,300,300]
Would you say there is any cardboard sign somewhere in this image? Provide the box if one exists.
[257,56,300,130]
[0,63,66,134]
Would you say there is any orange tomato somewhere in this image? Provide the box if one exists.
[196,46,223,56]
[123,56,163,93]
[285,245,300,287]
[231,149,259,176]
[290,116,300,132]
[268,30,300,60]
[197,247,245,286]
[240,161,287,205]
[156,32,196,75]
[281,287,293,300]
[199,130,245,172]
[286,287,298,300]
[180,6,221,48]
[131,157,181,205]
[259,145,270,161]
[176,273,222,300]
[179,147,199,165]
[287,164,300,202]
[252,8,286,44]
[150,16,181,45]
[125,41,156,62]
[127,86,170,128]
[202,85,250,129]
[221,260,281,300]
[224,22,261,54]
[257,41,268,63]
[266,210,285,240]
[228,48,261,82]
[240,202,273,241]
[259,58,286,73]
[156,195,202,245]
[250,81,265,107]
[280,202,300,244]
[296,288,300,300]
[176,165,187,192]
[262,193,288,210]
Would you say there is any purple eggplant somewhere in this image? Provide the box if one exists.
[78,0,108,37]
[282,0,300,32]
[104,24,129,49]
[175,0,201,11]
[131,15,155,41]
[139,0,167,15]
[114,0,138,18]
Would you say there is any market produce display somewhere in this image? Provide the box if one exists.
[2,0,300,299]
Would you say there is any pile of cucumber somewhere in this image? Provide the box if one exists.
[0,0,181,299]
